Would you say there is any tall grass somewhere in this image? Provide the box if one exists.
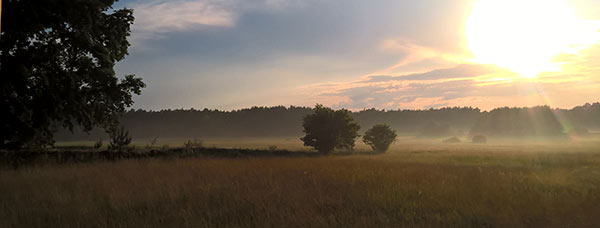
[1,147,600,227]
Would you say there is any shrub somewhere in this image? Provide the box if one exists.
[443,137,461,143]
[268,145,278,151]
[301,104,360,154]
[472,135,487,143]
[108,126,132,152]
[146,136,159,149]
[363,124,397,153]
[93,139,103,149]
[184,139,203,152]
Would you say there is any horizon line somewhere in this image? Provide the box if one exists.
[127,102,600,113]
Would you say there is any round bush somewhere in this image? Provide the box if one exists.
[363,124,397,153]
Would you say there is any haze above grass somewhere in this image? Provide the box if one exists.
[3,142,600,227]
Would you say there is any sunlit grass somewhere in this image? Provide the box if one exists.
[54,134,600,151]
[2,142,600,227]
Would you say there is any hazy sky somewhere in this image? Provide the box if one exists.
[115,0,600,111]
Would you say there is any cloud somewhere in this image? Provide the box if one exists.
[127,0,307,46]
[118,1,600,111]
[298,64,489,109]
[365,64,501,82]
[129,0,235,44]
[298,37,600,111]
[302,62,600,110]
[133,1,235,31]
[374,38,471,75]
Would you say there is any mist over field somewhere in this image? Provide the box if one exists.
[4,0,600,227]
[56,102,600,142]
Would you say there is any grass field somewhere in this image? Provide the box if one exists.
[3,140,600,227]
[54,135,600,151]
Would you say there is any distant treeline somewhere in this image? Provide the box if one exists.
[55,103,600,141]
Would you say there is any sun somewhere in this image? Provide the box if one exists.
[465,0,599,78]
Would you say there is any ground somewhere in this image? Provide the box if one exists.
[2,138,600,227]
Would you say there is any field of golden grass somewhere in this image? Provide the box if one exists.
[2,141,600,227]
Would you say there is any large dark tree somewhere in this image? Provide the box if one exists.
[301,104,360,154]
[0,0,144,149]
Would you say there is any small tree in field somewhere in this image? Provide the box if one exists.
[363,124,397,153]
[301,105,360,154]
[108,126,132,152]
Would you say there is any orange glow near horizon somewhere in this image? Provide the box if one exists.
[465,0,600,78]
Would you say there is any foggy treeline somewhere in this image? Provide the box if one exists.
[56,103,600,141]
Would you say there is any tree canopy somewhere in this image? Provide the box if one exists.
[301,105,360,154]
[363,124,397,153]
[54,103,600,141]
[470,106,564,137]
[0,0,144,149]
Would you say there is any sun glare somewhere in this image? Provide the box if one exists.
[466,0,599,78]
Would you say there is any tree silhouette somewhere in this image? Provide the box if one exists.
[363,124,397,153]
[470,106,564,137]
[301,105,360,154]
[108,126,132,152]
[0,0,144,149]
[52,103,600,142]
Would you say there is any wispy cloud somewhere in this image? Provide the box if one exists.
[118,1,600,111]
[292,31,600,111]
[128,0,307,47]
[301,55,600,111]
[129,0,235,46]
[365,64,500,82]
[374,38,471,75]
[133,1,235,31]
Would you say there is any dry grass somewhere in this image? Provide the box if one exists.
[55,135,600,151]
[2,143,600,227]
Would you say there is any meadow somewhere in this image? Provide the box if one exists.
[2,139,600,227]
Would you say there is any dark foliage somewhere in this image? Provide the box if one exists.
[108,126,132,152]
[93,139,103,149]
[470,106,564,137]
[0,0,145,149]
[301,105,360,154]
[183,139,203,152]
[56,106,482,140]
[566,102,600,127]
[55,103,600,141]
[363,124,397,153]
[353,107,481,134]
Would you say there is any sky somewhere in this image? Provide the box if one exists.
[114,0,600,111]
